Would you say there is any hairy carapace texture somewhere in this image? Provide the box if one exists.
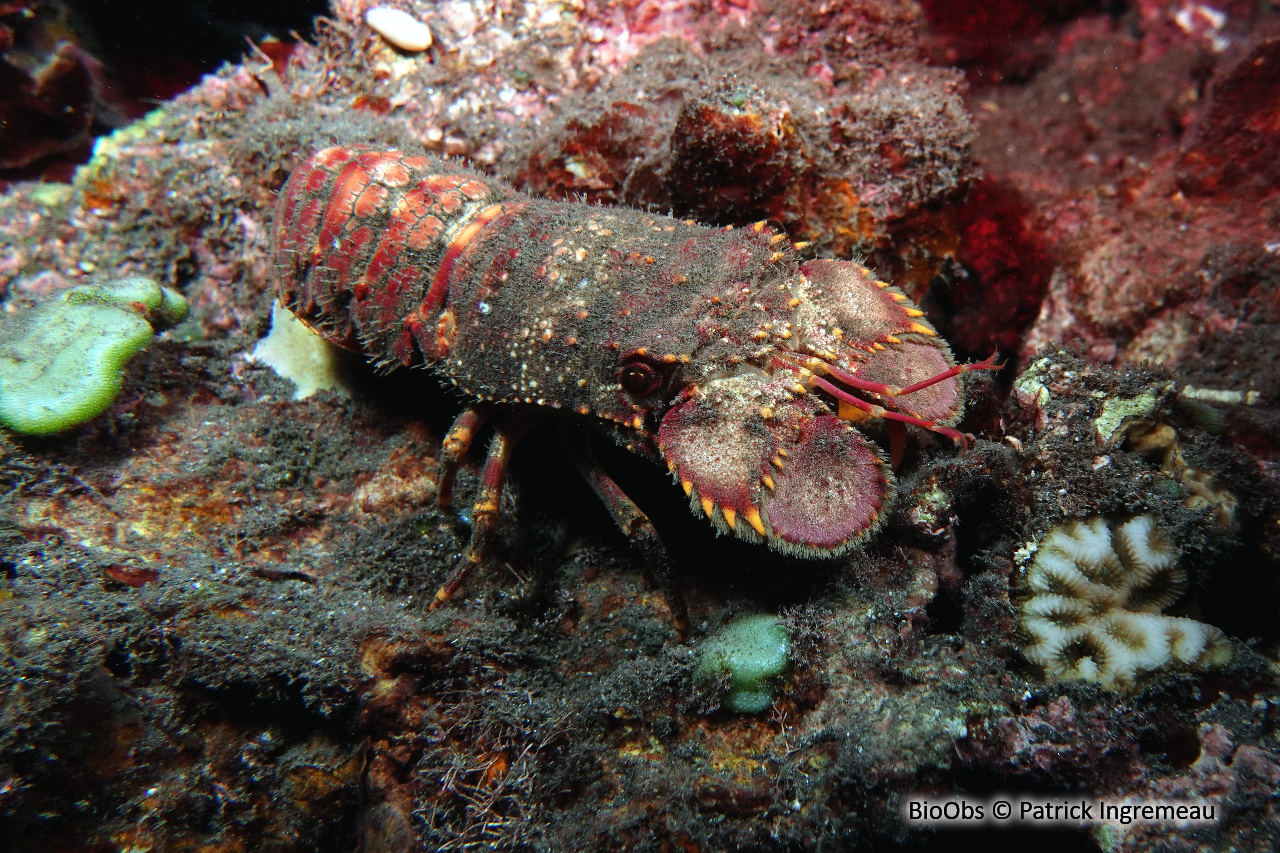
[273,146,995,618]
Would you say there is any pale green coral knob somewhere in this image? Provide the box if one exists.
[0,276,188,435]
[696,613,791,713]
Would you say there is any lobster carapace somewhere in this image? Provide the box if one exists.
[272,146,997,632]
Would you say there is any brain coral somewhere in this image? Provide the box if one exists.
[1020,516,1231,690]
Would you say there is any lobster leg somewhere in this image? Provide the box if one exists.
[431,418,531,608]
[437,406,489,510]
[561,429,690,640]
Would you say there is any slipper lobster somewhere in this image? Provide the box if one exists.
[272,145,997,633]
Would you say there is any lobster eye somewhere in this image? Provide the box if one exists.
[619,360,661,397]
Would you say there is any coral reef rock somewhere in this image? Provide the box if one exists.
[1021,515,1231,689]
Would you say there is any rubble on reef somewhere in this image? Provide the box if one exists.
[1,0,1279,851]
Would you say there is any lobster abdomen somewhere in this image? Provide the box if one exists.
[272,146,515,366]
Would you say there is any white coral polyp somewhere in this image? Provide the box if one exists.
[1020,516,1231,690]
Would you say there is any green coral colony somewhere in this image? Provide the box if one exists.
[696,614,792,713]
[0,277,188,435]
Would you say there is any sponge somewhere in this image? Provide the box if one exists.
[247,302,354,400]
[696,614,791,713]
[0,276,188,434]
